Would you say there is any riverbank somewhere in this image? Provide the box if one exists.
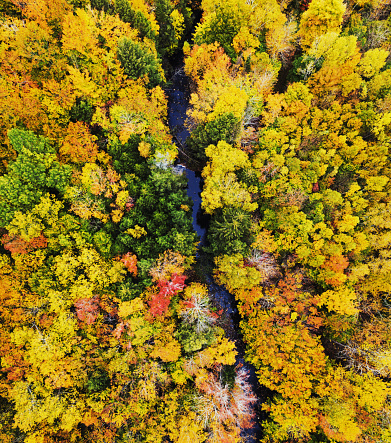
[165,61,266,442]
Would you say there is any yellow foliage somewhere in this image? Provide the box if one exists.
[201,141,258,213]
[171,9,185,41]
[249,0,286,33]
[322,36,360,68]
[126,225,147,238]
[298,0,346,49]
[128,0,159,34]
[62,8,98,58]
[357,48,389,79]
[207,85,248,122]
[265,397,320,441]
[67,65,100,101]
[138,141,151,157]
[366,175,389,191]
[111,209,124,223]
[176,414,206,443]
[203,141,250,177]
[266,20,297,62]
[214,254,262,291]
[251,228,278,253]
[307,31,338,59]
[118,297,145,318]
[202,172,258,214]
[97,13,138,51]
[149,250,187,281]
[284,82,313,107]
[320,287,358,316]
[7,212,44,241]
[322,398,362,442]
[183,282,208,300]
[196,336,237,367]
[233,26,260,54]
[115,190,130,209]
[151,338,182,362]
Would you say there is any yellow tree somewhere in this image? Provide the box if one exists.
[298,0,346,49]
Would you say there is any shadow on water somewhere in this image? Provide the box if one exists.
[166,63,267,441]
[166,65,191,145]
[185,169,209,242]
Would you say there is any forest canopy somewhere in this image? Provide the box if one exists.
[0,0,391,442]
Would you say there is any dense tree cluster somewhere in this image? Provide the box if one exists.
[184,0,391,441]
[0,1,256,442]
[2,0,391,442]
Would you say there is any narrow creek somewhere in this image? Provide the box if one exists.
[166,66,265,441]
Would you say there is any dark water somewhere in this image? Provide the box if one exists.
[166,66,191,144]
[166,66,207,242]
[185,169,207,242]
[166,66,264,441]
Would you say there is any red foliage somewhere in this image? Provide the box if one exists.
[125,197,135,211]
[312,182,319,192]
[1,233,48,254]
[157,273,186,297]
[120,252,137,276]
[148,292,172,317]
[74,296,100,324]
[148,274,186,317]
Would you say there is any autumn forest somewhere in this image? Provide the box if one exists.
[0,0,391,442]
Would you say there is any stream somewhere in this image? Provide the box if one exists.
[166,66,265,441]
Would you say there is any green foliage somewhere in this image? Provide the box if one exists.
[0,0,22,18]
[69,97,95,123]
[108,135,149,177]
[207,207,252,256]
[86,370,110,393]
[187,113,240,164]
[110,168,196,259]
[0,129,71,226]
[3,1,391,442]
[288,54,324,82]
[154,0,176,56]
[117,37,165,88]
[115,0,157,41]
[90,0,115,13]
[176,324,215,353]
[92,230,112,257]
[194,1,247,59]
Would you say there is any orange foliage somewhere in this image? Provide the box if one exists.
[11,0,70,29]
[321,255,349,286]
[60,122,99,164]
[120,252,137,276]
[0,272,37,382]
[1,233,48,255]
[112,322,126,340]
[184,43,231,84]
[241,274,326,402]
[149,250,187,281]
[74,296,100,324]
